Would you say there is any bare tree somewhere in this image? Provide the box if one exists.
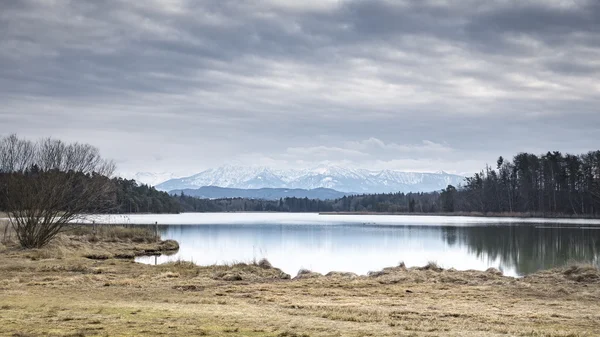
[0,135,116,248]
[0,134,36,173]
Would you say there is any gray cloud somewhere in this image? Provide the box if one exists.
[1,0,599,176]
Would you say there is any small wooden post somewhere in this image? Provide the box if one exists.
[92,221,97,236]
[155,221,159,242]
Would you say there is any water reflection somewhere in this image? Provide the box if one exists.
[446,226,600,275]
[136,223,600,277]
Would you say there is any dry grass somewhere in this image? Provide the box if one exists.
[1,221,163,248]
[0,224,178,262]
[1,231,600,336]
[65,224,159,243]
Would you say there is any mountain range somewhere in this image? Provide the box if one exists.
[153,165,465,194]
[170,186,351,200]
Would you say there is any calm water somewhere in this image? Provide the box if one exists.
[87,213,600,277]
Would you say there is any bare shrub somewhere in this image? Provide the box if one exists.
[0,135,115,248]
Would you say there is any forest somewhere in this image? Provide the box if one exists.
[0,171,180,214]
[454,151,600,216]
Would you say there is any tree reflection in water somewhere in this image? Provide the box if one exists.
[444,225,600,276]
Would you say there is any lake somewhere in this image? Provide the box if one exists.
[87,213,600,277]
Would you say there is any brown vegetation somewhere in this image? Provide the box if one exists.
[1,227,599,336]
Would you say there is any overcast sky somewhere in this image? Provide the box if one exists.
[1,0,599,177]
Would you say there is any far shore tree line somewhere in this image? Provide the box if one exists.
[3,133,600,248]
[178,152,600,217]
[457,152,600,216]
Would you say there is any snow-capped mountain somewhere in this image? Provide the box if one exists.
[119,172,181,187]
[155,165,465,194]
[170,186,351,200]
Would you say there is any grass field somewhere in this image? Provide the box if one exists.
[1,226,599,336]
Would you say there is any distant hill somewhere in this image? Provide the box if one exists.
[156,165,465,193]
[170,186,352,200]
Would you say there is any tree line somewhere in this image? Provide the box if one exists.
[112,177,179,214]
[455,151,600,216]
[176,193,336,212]
[176,151,600,217]
[174,192,440,214]
[0,170,180,215]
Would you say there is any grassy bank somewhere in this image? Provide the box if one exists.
[1,227,600,336]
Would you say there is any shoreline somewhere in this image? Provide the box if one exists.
[83,210,600,221]
[319,211,600,219]
[5,211,598,225]
[68,212,600,227]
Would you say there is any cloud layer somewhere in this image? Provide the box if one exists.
[1,0,599,175]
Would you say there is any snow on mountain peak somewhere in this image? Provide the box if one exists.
[154,165,466,194]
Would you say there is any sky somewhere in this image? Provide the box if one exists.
[1,0,599,177]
